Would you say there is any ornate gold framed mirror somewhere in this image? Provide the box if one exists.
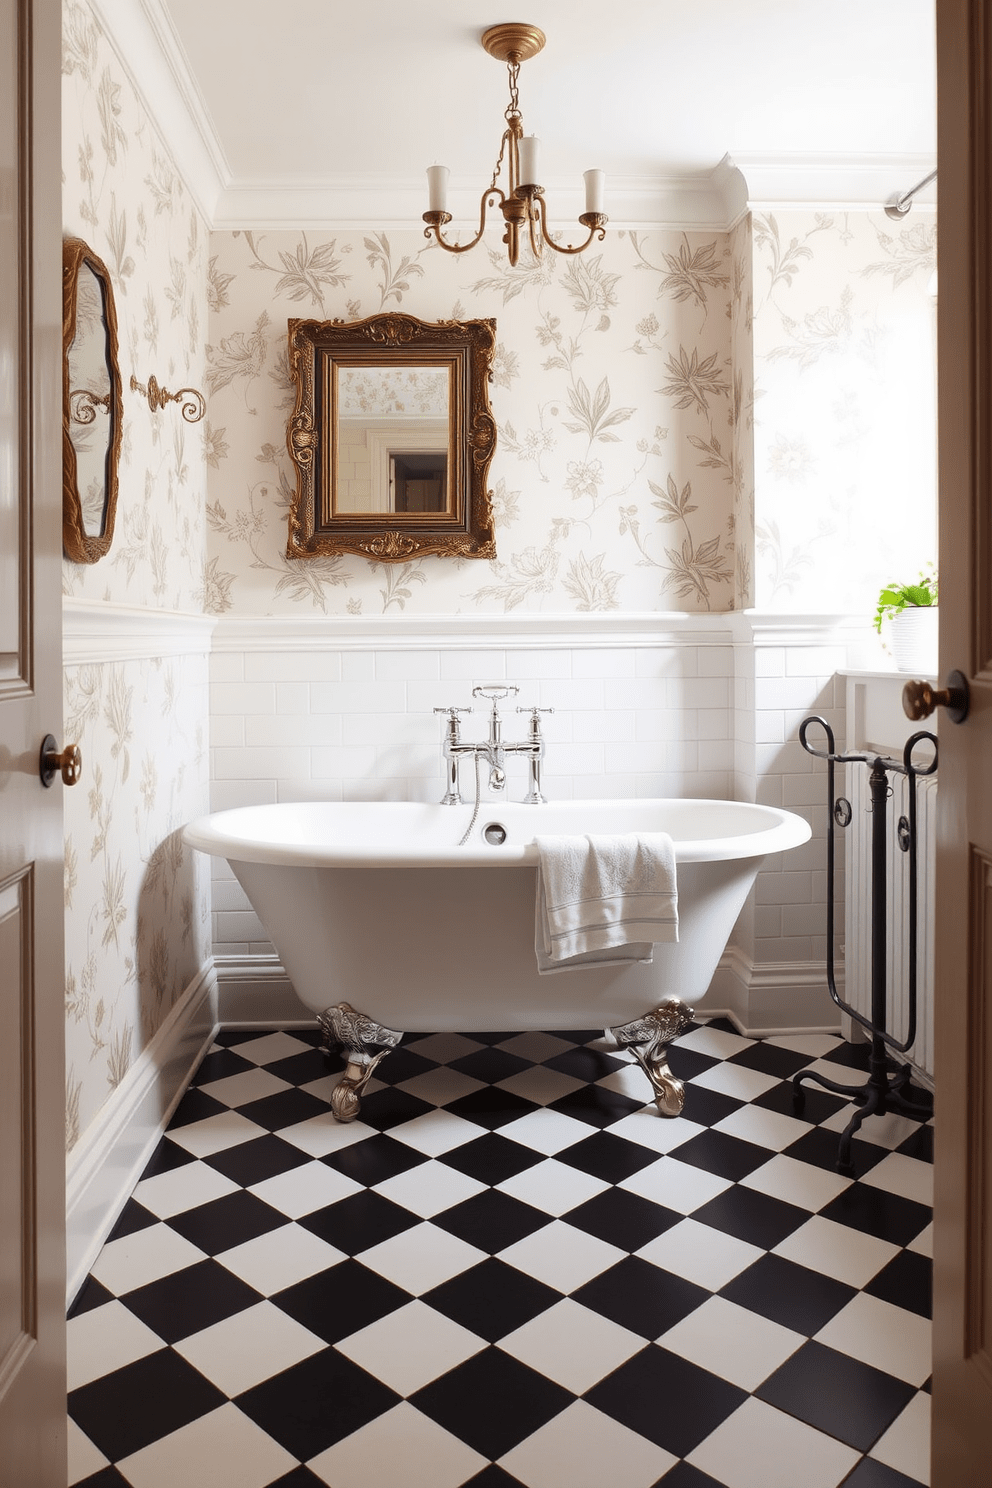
[286,314,497,562]
[62,236,123,563]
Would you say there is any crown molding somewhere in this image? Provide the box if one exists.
[730,152,937,213]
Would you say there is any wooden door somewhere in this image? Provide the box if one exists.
[931,0,992,1478]
[0,1,67,1483]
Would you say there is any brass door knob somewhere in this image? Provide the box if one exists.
[902,669,970,724]
[40,735,83,787]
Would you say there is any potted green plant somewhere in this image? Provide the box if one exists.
[873,567,938,673]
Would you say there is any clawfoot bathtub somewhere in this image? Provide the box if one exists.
[184,798,811,1120]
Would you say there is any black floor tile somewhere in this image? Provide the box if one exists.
[121,1257,263,1343]
[449,1046,533,1083]
[782,1125,888,1178]
[272,1259,411,1344]
[719,1252,857,1335]
[839,1458,931,1488]
[266,1468,330,1488]
[432,1189,550,1253]
[237,1087,331,1132]
[664,1046,721,1082]
[351,1084,437,1132]
[74,1470,131,1487]
[678,1084,746,1128]
[692,1185,810,1250]
[191,1047,256,1085]
[563,1187,682,1251]
[320,1132,428,1187]
[67,1274,116,1320]
[728,1042,817,1078]
[445,1086,542,1131]
[585,1344,748,1458]
[819,1184,933,1248]
[68,1349,226,1461]
[542,1044,628,1082]
[556,1129,662,1183]
[756,1340,916,1452]
[410,1347,572,1459]
[299,1189,421,1253]
[895,1122,935,1164]
[463,1030,524,1045]
[460,1466,529,1488]
[262,1047,337,1087]
[820,1041,872,1071]
[545,1083,644,1129]
[572,1255,711,1340]
[751,1078,847,1125]
[370,1046,446,1085]
[166,1190,287,1254]
[202,1132,311,1187]
[423,1258,562,1343]
[104,1199,158,1243]
[671,1128,773,1182]
[437,1131,544,1186]
[654,1463,729,1488]
[863,1247,933,1319]
[236,1346,400,1458]
[139,1136,197,1179]
[167,1086,227,1127]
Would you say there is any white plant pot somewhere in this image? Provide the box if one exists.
[888,607,939,674]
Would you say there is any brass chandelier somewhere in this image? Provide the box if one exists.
[422,23,607,268]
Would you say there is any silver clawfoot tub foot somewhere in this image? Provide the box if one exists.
[609,998,694,1117]
[317,1002,403,1122]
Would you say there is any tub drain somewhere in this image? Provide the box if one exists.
[483,822,507,846]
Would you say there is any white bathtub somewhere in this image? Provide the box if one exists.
[185,797,810,1036]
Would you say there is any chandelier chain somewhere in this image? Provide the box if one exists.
[488,59,522,195]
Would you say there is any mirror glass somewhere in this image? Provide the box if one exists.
[287,314,497,562]
[63,237,123,563]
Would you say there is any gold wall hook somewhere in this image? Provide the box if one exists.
[130,373,205,423]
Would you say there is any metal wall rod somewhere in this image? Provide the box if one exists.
[884,167,937,219]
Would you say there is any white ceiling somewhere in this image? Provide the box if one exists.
[100,0,937,229]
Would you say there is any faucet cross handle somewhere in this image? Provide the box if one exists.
[516,705,554,715]
[472,684,519,705]
[433,706,473,716]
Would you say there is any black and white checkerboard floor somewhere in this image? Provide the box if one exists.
[67,1020,933,1488]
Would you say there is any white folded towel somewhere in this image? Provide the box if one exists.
[535,832,679,973]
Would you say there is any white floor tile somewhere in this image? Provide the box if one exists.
[387,1108,486,1157]
[248,1158,363,1217]
[335,1299,485,1395]
[636,1218,763,1291]
[658,1295,805,1392]
[675,1026,755,1060]
[230,1031,315,1066]
[499,1398,677,1488]
[687,1397,860,1488]
[741,1153,853,1212]
[594,1063,655,1103]
[870,1390,931,1483]
[359,1221,486,1295]
[67,1417,109,1486]
[772,1215,900,1289]
[397,1066,487,1107]
[689,1061,782,1102]
[197,1067,292,1108]
[620,1155,732,1214]
[499,1298,644,1394]
[216,1222,346,1295]
[278,1113,377,1157]
[404,1032,484,1063]
[174,1300,325,1396]
[499,1219,625,1293]
[765,1034,848,1058]
[89,1223,207,1296]
[908,1222,933,1258]
[496,1066,586,1105]
[496,1157,609,1216]
[67,1300,164,1391]
[496,1031,575,1063]
[818,1102,924,1151]
[605,1112,707,1155]
[373,1158,487,1218]
[166,1111,268,1159]
[860,1150,934,1207]
[115,1402,297,1488]
[497,1107,598,1155]
[307,1403,487,1488]
[132,1160,240,1219]
[815,1292,933,1386]
[713,1103,812,1152]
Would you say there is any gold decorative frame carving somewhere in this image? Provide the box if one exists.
[285,314,498,562]
[62,236,124,564]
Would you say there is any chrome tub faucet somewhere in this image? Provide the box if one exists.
[434,685,553,804]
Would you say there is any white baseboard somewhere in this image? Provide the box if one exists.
[65,963,218,1305]
[213,954,312,1027]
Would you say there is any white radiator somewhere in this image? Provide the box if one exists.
[843,765,937,1080]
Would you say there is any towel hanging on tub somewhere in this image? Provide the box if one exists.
[534,832,679,973]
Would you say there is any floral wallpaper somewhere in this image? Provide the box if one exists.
[752,210,937,613]
[204,228,744,615]
[62,0,212,1151]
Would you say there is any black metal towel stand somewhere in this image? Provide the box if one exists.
[793,716,936,1175]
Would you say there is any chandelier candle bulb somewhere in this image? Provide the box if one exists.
[584,169,605,214]
[518,135,541,187]
[427,165,450,213]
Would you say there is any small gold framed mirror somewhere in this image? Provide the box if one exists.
[286,314,497,562]
[62,236,123,563]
